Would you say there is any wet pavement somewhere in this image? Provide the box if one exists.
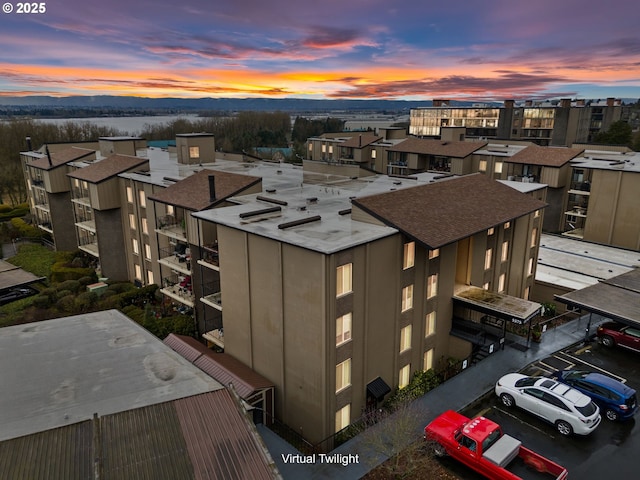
[258,315,603,479]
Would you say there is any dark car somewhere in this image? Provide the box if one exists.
[553,370,638,421]
[0,287,37,306]
[597,321,640,353]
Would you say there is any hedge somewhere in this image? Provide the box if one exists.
[50,263,96,283]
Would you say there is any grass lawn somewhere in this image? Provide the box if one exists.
[6,244,57,278]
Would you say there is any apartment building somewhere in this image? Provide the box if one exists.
[410,98,628,146]
[67,154,149,280]
[21,147,96,250]
[562,151,640,250]
[192,172,545,444]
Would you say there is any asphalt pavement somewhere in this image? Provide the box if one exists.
[258,314,604,480]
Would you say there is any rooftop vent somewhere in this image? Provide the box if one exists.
[338,208,351,216]
[265,188,276,193]
[393,181,402,185]
[257,195,288,206]
[278,215,321,230]
[239,206,282,219]
[162,176,179,183]
[306,197,318,204]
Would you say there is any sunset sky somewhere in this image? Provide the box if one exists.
[1,0,639,100]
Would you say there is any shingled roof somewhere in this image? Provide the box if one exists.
[28,147,95,170]
[148,169,261,211]
[67,154,148,183]
[352,173,546,249]
[506,145,584,167]
[340,134,382,148]
[388,137,487,158]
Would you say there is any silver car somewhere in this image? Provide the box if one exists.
[495,373,601,436]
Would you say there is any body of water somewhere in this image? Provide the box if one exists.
[33,114,201,135]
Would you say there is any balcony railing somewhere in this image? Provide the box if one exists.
[200,281,222,311]
[198,243,219,268]
[156,215,186,241]
[160,274,194,307]
[158,246,191,274]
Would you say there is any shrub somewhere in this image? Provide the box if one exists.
[32,295,51,309]
[56,294,76,313]
[50,263,96,283]
[0,204,12,213]
[57,280,81,294]
[107,282,136,294]
[56,289,73,300]
[75,292,98,312]
[78,276,95,286]
[9,218,42,238]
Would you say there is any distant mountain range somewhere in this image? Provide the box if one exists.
[0,95,483,112]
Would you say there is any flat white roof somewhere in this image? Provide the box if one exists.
[0,310,223,441]
[536,234,640,290]
[570,151,640,173]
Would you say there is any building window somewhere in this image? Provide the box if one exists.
[126,186,133,203]
[401,285,414,312]
[336,359,351,393]
[322,144,326,153]
[335,404,351,433]
[145,243,152,260]
[487,227,494,236]
[142,217,148,235]
[494,162,503,174]
[484,248,492,270]
[425,311,436,336]
[479,159,487,172]
[328,145,333,154]
[167,204,174,216]
[504,221,510,229]
[129,213,136,230]
[501,241,509,262]
[428,248,439,260]
[134,264,141,280]
[424,349,434,371]
[308,143,313,151]
[132,238,139,255]
[483,282,490,290]
[534,209,540,218]
[336,313,352,346]
[399,364,410,389]
[371,150,377,159]
[403,242,415,269]
[400,325,412,353]
[530,228,538,248]
[528,258,534,276]
[147,270,154,285]
[336,263,352,297]
[189,146,200,159]
[427,274,438,299]
[139,190,146,208]
[82,181,88,190]
[524,286,530,299]
[498,274,506,293]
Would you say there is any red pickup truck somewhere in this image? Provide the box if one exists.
[424,410,568,480]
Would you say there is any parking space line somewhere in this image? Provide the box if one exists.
[559,351,627,382]
[493,406,557,439]
[534,364,556,375]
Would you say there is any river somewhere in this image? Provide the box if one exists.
[33,114,201,135]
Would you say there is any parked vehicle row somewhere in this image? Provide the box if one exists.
[0,286,37,306]
[597,321,640,353]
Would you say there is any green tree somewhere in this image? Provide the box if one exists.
[594,120,633,146]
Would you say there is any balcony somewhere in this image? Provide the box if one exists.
[79,239,99,257]
[200,281,222,311]
[38,222,53,234]
[75,220,97,233]
[203,328,224,349]
[155,215,186,242]
[158,246,191,275]
[71,195,91,207]
[160,274,194,307]
[197,243,219,270]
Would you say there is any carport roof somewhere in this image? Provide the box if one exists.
[454,285,541,322]
[556,268,640,325]
[0,260,44,290]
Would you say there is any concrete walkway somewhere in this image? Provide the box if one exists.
[259,315,602,479]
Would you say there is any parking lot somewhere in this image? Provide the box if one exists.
[453,339,640,479]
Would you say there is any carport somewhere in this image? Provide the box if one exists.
[556,268,640,339]
[452,286,542,354]
[0,259,44,294]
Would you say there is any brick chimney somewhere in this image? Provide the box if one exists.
[504,100,515,108]
[525,100,533,107]
[208,175,216,203]
[433,99,450,107]
[560,98,571,108]
[606,97,615,107]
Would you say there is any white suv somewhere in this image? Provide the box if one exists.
[495,373,601,435]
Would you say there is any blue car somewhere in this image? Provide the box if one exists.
[553,370,637,421]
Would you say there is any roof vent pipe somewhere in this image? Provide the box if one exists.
[26,136,32,151]
[208,175,216,203]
